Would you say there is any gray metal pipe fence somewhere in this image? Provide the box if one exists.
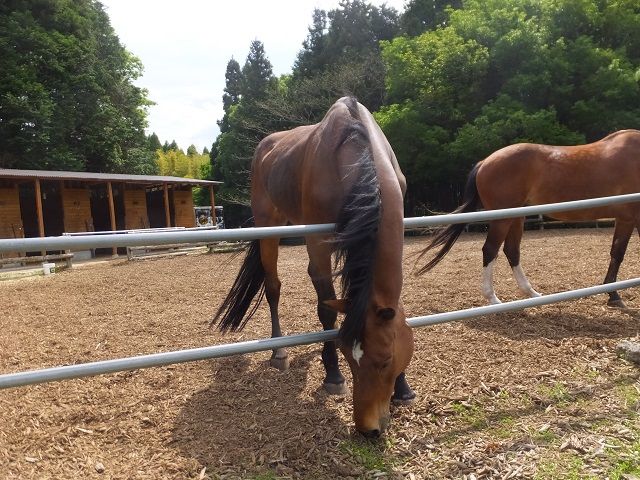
[1,192,639,390]
[1,191,640,253]
[1,278,639,389]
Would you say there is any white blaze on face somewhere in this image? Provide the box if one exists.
[352,341,364,366]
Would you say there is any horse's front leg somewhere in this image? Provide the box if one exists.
[392,372,416,405]
[307,240,346,394]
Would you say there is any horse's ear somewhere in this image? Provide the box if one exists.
[324,299,348,313]
[376,307,395,321]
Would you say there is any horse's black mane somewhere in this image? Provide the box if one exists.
[331,97,381,345]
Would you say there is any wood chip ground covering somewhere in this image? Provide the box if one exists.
[1,230,639,479]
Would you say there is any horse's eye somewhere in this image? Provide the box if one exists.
[379,358,392,370]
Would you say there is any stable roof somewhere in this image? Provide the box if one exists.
[0,168,222,187]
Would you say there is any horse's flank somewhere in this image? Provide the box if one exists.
[477,129,640,221]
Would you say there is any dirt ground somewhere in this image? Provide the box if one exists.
[0,229,639,480]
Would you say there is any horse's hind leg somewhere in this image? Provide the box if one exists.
[307,238,346,395]
[503,217,541,298]
[481,219,513,304]
[260,237,289,370]
[603,220,634,308]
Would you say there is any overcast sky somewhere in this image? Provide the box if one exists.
[100,0,408,153]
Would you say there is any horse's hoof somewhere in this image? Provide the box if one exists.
[391,391,416,406]
[607,299,628,309]
[323,381,347,395]
[269,356,290,371]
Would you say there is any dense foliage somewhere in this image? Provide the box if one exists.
[209,0,640,224]
[210,0,403,225]
[0,0,156,173]
[377,0,640,212]
[3,0,640,223]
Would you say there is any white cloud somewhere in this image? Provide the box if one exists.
[100,0,407,152]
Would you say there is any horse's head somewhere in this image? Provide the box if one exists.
[327,299,414,437]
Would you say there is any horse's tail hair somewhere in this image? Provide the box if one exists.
[416,162,482,274]
[211,239,266,332]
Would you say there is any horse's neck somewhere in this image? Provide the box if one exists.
[359,113,405,304]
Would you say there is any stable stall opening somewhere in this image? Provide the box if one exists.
[18,181,64,253]
[146,187,175,228]
[89,183,126,256]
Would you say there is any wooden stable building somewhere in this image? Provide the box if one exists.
[0,169,221,258]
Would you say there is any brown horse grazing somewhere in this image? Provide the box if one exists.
[212,97,415,437]
[417,129,640,307]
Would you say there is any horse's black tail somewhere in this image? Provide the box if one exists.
[211,239,266,332]
[416,162,482,274]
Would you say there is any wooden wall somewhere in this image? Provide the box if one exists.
[173,190,195,228]
[0,186,23,258]
[61,187,92,233]
[124,188,149,230]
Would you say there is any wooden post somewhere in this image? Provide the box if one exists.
[34,179,45,256]
[59,180,66,233]
[209,184,217,228]
[163,183,171,227]
[107,182,117,257]
[209,185,216,210]
[60,180,71,260]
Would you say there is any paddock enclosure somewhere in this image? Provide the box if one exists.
[1,230,639,479]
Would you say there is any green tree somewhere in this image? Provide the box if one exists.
[377,0,640,212]
[147,133,162,151]
[156,148,209,179]
[400,0,462,36]
[294,9,328,78]
[213,40,278,226]
[242,40,273,101]
[290,0,400,112]
[0,0,152,173]
[218,58,243,134]
[186,144,198,156]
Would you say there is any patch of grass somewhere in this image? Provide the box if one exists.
[585,368,601,380]
[614,383,640,411]
[531,428,559,445]
[339,438,393,472]
[607,439,640,479]
[537,382,573,405]
[491,415,516,439]
[451,402,487,430]
[534,455,594,480]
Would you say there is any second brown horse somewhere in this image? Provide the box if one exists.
[212,97,414,437]
[418,129,640,307]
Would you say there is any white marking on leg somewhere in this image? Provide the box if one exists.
[482,259,502,304]
[512,264,541,298]
[352,341,364,366]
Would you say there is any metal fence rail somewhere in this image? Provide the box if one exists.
[2,278,639,390]
[1,192,640,253]
[1,192,640,390]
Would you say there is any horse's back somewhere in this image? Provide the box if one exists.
[476,130,640,217]
[251,97,404,226]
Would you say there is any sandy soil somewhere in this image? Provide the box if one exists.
[0,229,639,479]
